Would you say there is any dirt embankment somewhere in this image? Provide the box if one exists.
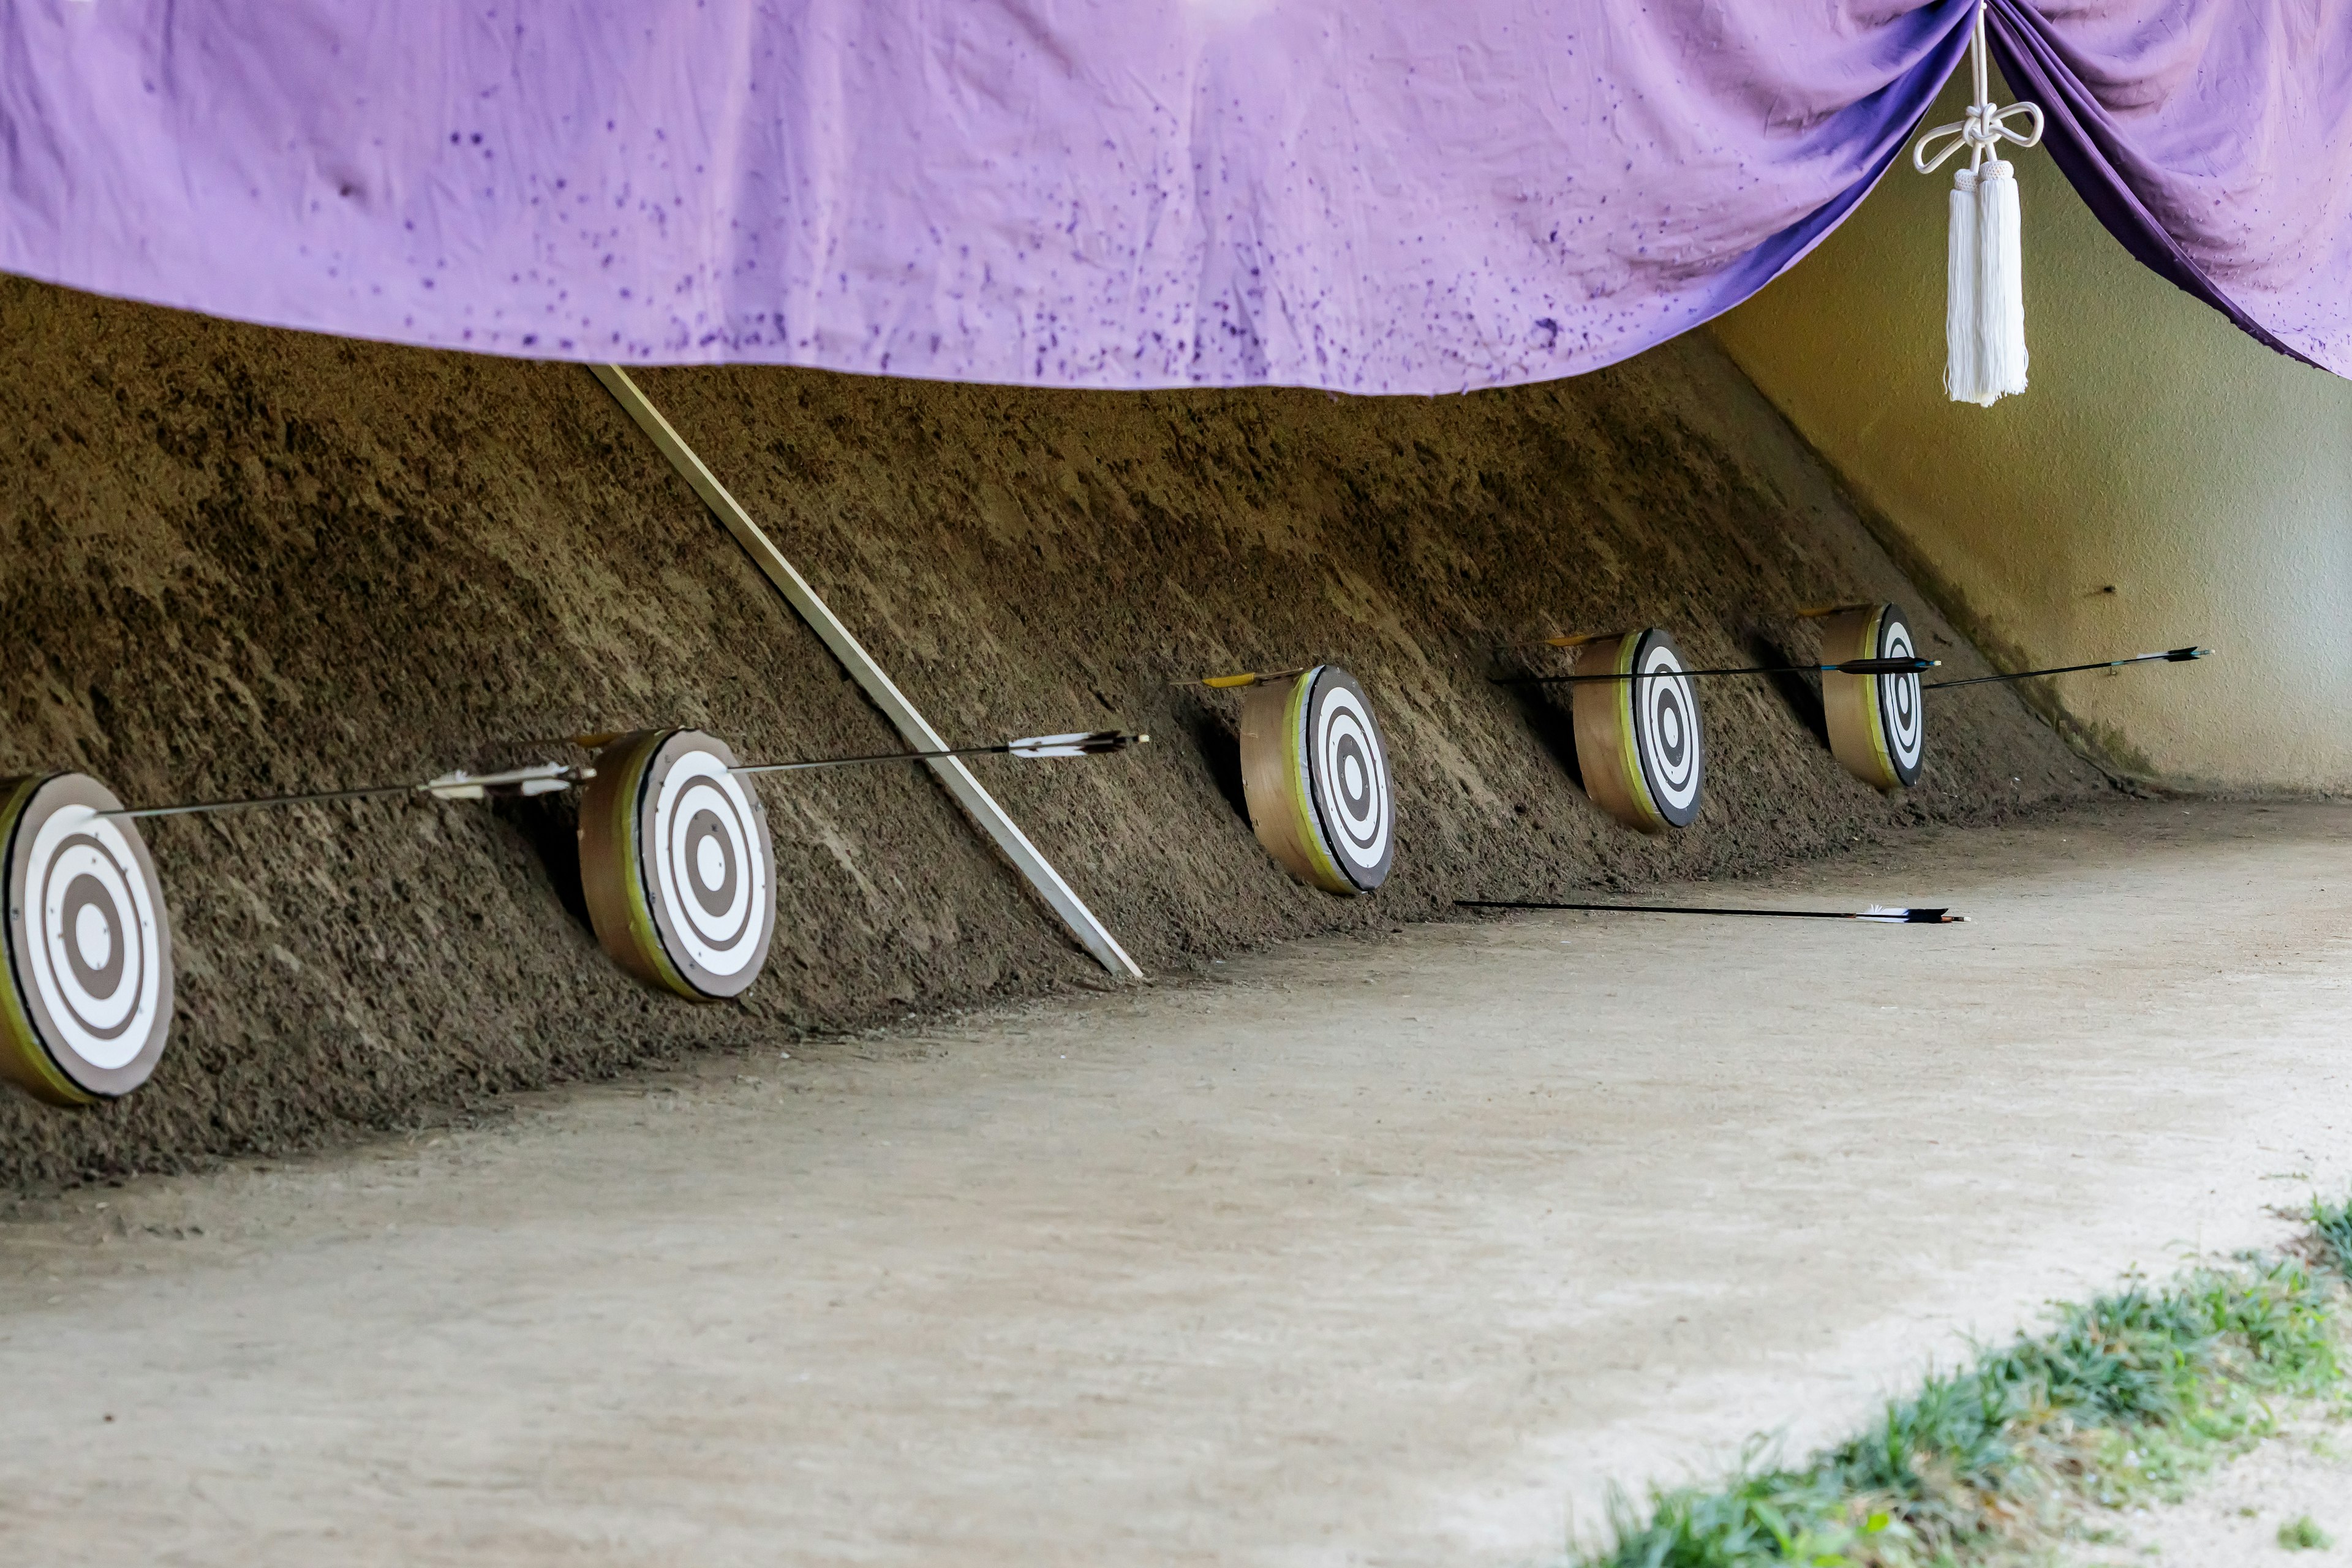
[0,278,2102,1186]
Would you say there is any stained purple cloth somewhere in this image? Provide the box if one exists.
[0,3,2338,390]
[0,1,1973,391]
[1990,1,2352,376]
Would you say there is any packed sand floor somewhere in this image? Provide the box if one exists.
[2057,1404,2352,1568]
[2,799,2348,1566]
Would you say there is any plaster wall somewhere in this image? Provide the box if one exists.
[1712,74,2352,791]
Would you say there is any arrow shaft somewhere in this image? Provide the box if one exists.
[1458,898,1861,919]
[110,782,424,821]
[733,743,1015,776]
[1924,650,2200,690]
[1497,658,1929,688]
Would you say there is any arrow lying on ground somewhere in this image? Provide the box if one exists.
[1457,899,1966,924]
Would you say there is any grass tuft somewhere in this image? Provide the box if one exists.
[2278,1515,2333,1551]
[1581,1190,2352,1568]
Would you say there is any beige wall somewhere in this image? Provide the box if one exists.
[1712,74,2352,791]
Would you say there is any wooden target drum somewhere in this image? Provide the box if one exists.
[1569,629,1705,833]
[0,774,173,1105]
[579,729,777,1000]
[1239,666,1393,895]
[1819,603,1925,790]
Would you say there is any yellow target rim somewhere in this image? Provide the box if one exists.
[0,776,91,1106]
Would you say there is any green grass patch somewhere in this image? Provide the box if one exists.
[2278,1515,2333,1551]
[1581,1191,2352,1568]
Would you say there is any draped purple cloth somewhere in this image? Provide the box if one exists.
[1989,1,2352,375]
[0,2,2341,390]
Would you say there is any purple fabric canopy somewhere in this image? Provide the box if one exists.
[1989,1,2352,375]
[0,2,2340,391]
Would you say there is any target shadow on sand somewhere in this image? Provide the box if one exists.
[493,790,594,935]
[1177,696,1254,828]
[1495,676,1589,796]
[1745,631,1834,753]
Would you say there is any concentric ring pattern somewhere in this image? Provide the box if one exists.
[579,729,777,1000]
[0,772,174,1105]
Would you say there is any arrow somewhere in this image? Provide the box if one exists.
[1458,898,1965,923]
[732,730,1148,776]
[1494,657,1939,688]
[1924,646,2210,690]
[109,761,591,821]
[1178,668,1310,690]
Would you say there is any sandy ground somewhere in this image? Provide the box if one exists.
[2,799,2348,1567]
[2060,1406,2352,1567]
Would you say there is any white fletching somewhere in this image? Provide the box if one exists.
[1007,730,1127,759]
[421,761,578,800]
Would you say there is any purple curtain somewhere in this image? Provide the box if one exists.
[0,2,2339,390]
[1990,1,2352,376]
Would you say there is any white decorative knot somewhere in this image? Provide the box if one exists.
[1915,99,2045,174]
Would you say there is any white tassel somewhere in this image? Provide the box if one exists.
[1972,159,2026,401]
[1912,1,2043,407]
[1943,165,1982,402]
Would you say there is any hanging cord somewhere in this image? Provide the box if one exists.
[1912,2,2044,177]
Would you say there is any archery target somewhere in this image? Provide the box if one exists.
[0,773,173,1105]
[578,730,776,1000]
[1239,666,1393,895]
[1820,604,1925,790]
[1569,629,1704,832]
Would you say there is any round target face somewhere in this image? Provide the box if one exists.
[1302,668,1394,891]
[1238,666,1395,895]
[1873,611,1925,783]
[0,773,174,1105]
[1629,630,1704,828]
[578,730,776,1000]
[1569,629,1705,833]
[1820,603,1925,790]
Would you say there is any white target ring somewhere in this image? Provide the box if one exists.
[1305,671,1393,887]
[1,773,174,1104]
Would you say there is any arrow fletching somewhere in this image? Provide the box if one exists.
[1833,657,1939,676]
[1186,667,1308,690]
[418,762,587,801]
[1006,730,1148,758]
